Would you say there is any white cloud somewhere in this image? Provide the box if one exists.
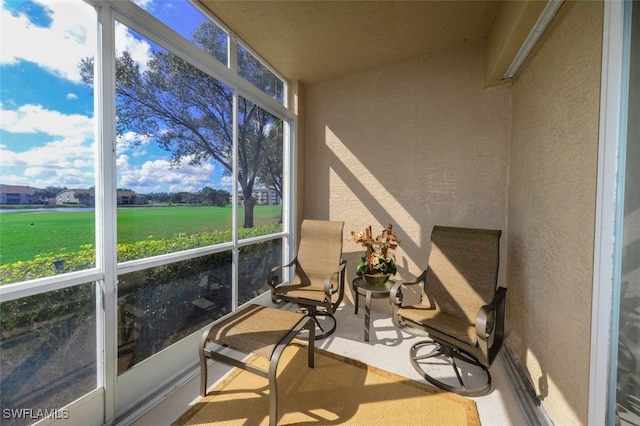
[1,161,94,189]
[1,0,153,82]
[1,137,94,169]
[73,158,94,168]
[0,103,95,187]
[131,0,154,12]
[117,153,216,193]
[219,175,234,188]
[66,93,78,100]
[117,131,152,153]
[1,1,95,82]
[0,102,220,193]
[0,149,27,166]
[1,103,93,138]
[24,166,59,178]
[114,21,153,73]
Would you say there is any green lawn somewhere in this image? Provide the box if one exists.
[0,205,281,265]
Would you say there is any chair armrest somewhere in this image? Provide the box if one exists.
[323,259,347,296]
[268,257,297,289]
[475,286,507,341]
[389,270,427,307]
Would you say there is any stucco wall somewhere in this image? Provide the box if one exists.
[507,1,603,424]
[303,43,510,288]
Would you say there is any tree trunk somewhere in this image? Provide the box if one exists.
[244,196,256,228]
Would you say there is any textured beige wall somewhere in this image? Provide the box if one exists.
[304,43,511,288]
[507,1,603,424]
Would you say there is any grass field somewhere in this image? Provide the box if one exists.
[0,205,281,265]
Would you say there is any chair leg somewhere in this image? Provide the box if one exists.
[310,312,337,340]
[409,339,492,396]
[296,307,337,340]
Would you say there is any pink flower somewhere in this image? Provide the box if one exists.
[350,224,400,275]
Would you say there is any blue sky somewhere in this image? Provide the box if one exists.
[0,0,230,194]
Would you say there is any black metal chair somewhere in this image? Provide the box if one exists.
[268,219,347,340]
[390,226,506,396]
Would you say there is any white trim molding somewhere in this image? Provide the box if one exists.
[503,0,565,79]
[589,1,628,425]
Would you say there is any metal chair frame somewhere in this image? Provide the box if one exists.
[390,226,506,396]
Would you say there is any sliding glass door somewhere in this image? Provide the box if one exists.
[615,2,640,424]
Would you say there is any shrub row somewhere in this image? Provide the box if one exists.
[0,225,282,285]
[0,225,282,338]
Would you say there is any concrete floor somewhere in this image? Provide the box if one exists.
[132,294,527,425]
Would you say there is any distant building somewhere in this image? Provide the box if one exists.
[116,190,143,205]
[238,189,280,205]
[0,184,39,204]
[55,189,143,206]
[56,189,94,205]
[254,189,280,205]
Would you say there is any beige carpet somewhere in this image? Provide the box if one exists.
[174,343,480,425]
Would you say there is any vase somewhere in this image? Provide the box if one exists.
[363,273,390,286]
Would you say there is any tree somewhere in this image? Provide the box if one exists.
[255,119,283,203]
[170,192,192,205]
[197,187,229,207]
[213,189,231,207]
[198,187,214,205]
[79,22,283,228]
[34,186,66,203]
[76,190,94,206]
[147,192,170,204]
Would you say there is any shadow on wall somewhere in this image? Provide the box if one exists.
[311,125,507,285]
[505,233,552,406]
[305,110,506,279]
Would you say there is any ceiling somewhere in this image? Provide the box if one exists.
[199,1,502,85]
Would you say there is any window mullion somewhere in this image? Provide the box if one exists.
[94,3,118,424]
[283,120,294,275]
[229,34,238,73]
[232,91,239,310]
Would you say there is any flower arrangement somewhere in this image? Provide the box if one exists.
[350,224,399,277]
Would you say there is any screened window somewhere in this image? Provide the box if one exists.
[140,0,228,66]
[0,0,97,284]
[0,3,100,422]
[1,284,97,424]
[0,0,294,418]
[108,4,290,373]
[117,252,232,372]
[112,23,235,260]
[236,96,284,233]
[238,43,285,104]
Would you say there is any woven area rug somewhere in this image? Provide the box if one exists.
[173,343,480,425]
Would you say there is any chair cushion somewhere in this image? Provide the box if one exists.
[274,275,340,304]
[205,304,307,359]
[424,227,500,324]
[296,220,344,278]
[398,303,476,346]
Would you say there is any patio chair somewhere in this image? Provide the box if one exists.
[268,219,347,340]
[390,226,506,396]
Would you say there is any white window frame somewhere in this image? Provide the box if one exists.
[589,1,629,425]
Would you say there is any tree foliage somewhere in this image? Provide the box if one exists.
[79,22,283,228]
[34,186,66,202]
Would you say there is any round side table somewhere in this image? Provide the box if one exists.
[352,277,394,342]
